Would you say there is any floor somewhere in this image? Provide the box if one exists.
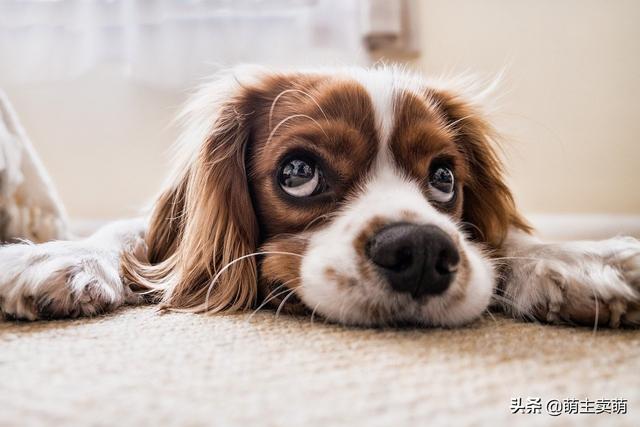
[1,306,638,427]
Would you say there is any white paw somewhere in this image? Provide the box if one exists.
[0,240,141,320]
[503,236,640,328]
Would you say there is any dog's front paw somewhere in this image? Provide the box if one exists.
[503,236,640,328]
[0,241,139,320]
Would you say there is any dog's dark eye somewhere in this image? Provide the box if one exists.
[278,158,325,197]
[429,166,455,203]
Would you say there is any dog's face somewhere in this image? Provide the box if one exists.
[127,66,528,327]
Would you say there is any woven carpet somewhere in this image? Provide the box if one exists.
[1,306,638,427]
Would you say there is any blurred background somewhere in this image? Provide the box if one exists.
[1,0,638,229]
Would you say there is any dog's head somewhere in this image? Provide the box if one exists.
[125,66,529,327]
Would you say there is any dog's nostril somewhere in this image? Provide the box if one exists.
[435,247,460,275]
[366,222,459,297]
[366,237,413,271]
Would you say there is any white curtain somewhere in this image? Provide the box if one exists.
[0,0,378,88]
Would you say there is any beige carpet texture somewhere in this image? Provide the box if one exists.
[1,306,638,427]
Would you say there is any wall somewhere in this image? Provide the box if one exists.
[415,0,640,214]
[3,0,639,219]
[4,66,181,219]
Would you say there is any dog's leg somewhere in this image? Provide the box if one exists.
[0,218,147,320]
[496,229,640,327]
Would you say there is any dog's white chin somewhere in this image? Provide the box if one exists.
[298,239,495,328]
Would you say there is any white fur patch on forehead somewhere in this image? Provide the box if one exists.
[336,65,427,147]
[341,68,395,145]
[350,163,457,235]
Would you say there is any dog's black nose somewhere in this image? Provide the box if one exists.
[365,223,460,297]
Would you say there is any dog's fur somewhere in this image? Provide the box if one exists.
[1,66,639,327]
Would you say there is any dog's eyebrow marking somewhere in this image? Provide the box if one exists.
[269,88,329,131]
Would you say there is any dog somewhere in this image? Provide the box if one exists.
[1,65,639,327]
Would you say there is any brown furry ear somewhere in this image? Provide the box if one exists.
[431,89,531,249]
[123,86,259,313]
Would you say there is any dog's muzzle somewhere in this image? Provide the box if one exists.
[365,223,460,297]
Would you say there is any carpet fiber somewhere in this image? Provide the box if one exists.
[1,307,638,426]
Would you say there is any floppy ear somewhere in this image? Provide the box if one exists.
[431,89,531,249]
[123,80,260,313]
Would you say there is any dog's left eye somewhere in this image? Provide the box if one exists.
[278,158,325,197]
[429,166,455,203]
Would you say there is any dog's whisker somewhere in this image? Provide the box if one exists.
[484,308,497,324]
[269,88,329,131]
[275,284,303,319]
[310,302,322,325]
[261,277,301,304]
[266,113,329,148]
[491,292,538,323]
[204,251,303,312]
[303,213,335,232]
[491,256,545,262]
[246,282,293,323]
[458,221,486,241]
[441,113,476,133]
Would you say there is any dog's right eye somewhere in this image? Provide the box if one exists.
[278,158,325,197]
[428,165,455,203]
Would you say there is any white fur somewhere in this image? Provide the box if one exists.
[500,229,640,327]
[0,219,146,320]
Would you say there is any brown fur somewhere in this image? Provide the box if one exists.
[258,235,309,314]
[248,78,380,306]
[121,69,529,316]
[428,89,531,248]
[123,90,260,313]
[389,91,469,219]
[249,78,378,236]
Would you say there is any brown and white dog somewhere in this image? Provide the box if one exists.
[1,65,639,327]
